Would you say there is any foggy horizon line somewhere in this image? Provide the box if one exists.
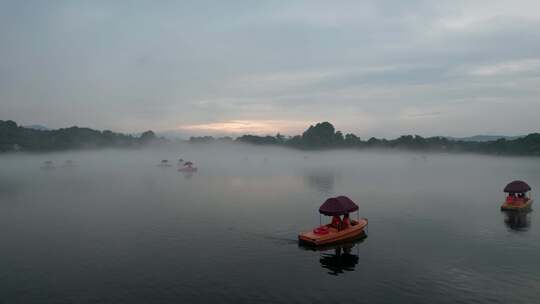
[6,119,531,141]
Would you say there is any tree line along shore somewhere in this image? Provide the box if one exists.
[1,120,539,156]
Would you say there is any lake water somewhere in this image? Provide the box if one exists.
[1,145,539,303]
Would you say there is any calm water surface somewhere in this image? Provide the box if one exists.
[1,145,539,303]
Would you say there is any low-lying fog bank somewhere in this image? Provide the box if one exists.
[2,142,539,203]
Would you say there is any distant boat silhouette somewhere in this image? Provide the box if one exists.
[61,160,76,168]
[178,161,197,172]
[41,160,55,170]
[157,159,172,167]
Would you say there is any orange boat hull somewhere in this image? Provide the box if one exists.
[298,218,368,246]
[501,199,533,211]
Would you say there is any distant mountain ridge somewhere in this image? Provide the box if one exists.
[23,124,49,131]
[446,135,524,142]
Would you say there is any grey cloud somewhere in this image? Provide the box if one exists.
[1,1,539,137]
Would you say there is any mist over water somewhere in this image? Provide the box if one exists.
[1,145,540,303]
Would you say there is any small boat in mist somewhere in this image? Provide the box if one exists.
[299,196,368,246]
[178,161,197,172]
[61,160,76,168]
[501,180,533,211]
[157,159,172,167]
[40,160,55,170]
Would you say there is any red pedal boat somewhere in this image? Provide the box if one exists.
[501,180,533,211]
[299,196,368,246]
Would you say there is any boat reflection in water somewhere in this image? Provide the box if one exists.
[181,172,194,179]
[503,210,531,231]
[299,233,367,276]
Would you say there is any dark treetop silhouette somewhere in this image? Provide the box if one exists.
[0,120,164,152]
[2,120,540,155]
[207,121,540,156]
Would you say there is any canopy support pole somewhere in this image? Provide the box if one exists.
[319,214,321,227]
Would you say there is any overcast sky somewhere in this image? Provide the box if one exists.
[1,1,540,138]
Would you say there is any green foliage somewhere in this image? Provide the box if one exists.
[189,136,233,143]
[236,135,278,145]
[0,120,164,152]
[344,133,361,146]
[139,130,157,143]
[2,119,539,156]
[189,136,215,143]
[275,133,285,144]
[229,122,540,156]
[302,122,337,147]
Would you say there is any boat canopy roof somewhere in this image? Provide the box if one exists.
[319,195,359,216]
[184,161,193,166]
[504,180,531,193]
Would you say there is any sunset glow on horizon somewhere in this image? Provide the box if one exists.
[176,120,311,136]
